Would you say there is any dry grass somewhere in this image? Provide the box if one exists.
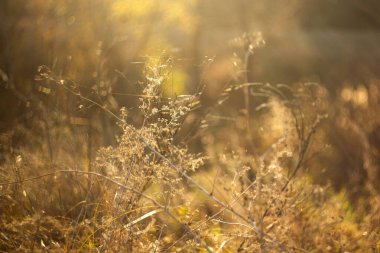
[0,51,379,252]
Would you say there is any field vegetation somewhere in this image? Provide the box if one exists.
[1,1,380,252]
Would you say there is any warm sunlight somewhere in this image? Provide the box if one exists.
[1,0,380,251]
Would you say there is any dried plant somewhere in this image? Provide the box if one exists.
[0,51,378,252]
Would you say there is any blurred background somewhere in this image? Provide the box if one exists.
[1,0,380,224]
